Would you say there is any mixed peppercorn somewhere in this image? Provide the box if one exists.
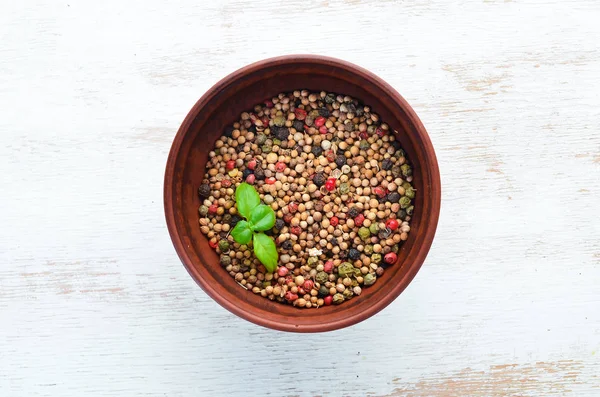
[198,90,415,308]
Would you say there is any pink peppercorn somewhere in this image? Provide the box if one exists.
[290,226,301,236]
[354,214,365,226]
[275,161,286,172]
[324,295,333,306]
[288,202,299,213]
[385,219,399,230]
[266,177,276,185]
[330,216,339,227]
[384,252,398,264]
[246,174,256,184]
[283,213,294,224]
[278,267,288,277]
[376,127,385,137]
[226,160,235,171]
[209,240,218,249]
[294,108,307,120]
[319,125,328,134]
[359,131,369,139]
[303,280,314,291]
[208,204,218,215]
[247,159,257,170]
[373,186,386,198]
[314,116,326,127]
[285,291,298,302]
[323,260,334,273]
[325,178,336,191]
[221,179,232,188]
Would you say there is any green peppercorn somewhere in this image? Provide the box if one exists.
[402,182,412,191]
[397,209,407,220]
[220,255,232,267]
[316,271,328,284]
[369,223,379,235]
[401,164,412,177]
[371,253,382,264]
[405,187,415,199]
[218,240,230,252]
[307,257,319,268]
[343,288,354,299]
[391,165,402,178]
[199,205,209,217]
[406,205,414,216]
[353,268,362,278]
[273,138,281,146]
[358,227,371,241]
[222,214,232,225]
[364,244,374,255]
[319,285,329,297]
[359,140,370,150]
[399,196,411,209]
[262,144,272,154]
[338,262,355,278]
[339,182,350,195]
[333,293,345,304]
[256,133,267,145]
[364,273,376,286]
[273,115,286,127]
[391,244,399,253]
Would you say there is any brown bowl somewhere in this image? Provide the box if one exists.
[164,55,441,332]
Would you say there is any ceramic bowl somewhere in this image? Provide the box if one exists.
[164,55,441,332]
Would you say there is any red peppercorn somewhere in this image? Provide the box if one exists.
[324,295,333,306]
[221,179,232,188]
[373,186,386,198]
[283,213,294,224]
[290,226,301,236]
[264,99,274,108]
[376,126,386,137]
[226,160,235,171]
[386,219,399,230]
[303,280,314,291]
[247,159,257,170]
[246,174,256,184]
[325,150,336,162]
[359,131,369,139]
[384,252,398,264]
[278,267,288,277]
[288,202,299,214]
[209,239,218,249]
[265,177,276,185]
[325,178,336,192]
[298,287,306,295]
[275,161,286,172]
[319,125,328,134]
[208,204,218,215]
[249,113,258,124]
[330,216,339,227]
[294,108,307,120]
[314,116,326,127]
[354,214,365,226]
[261,116,270,127]
[323,261,334,273]
[285,291,298,302]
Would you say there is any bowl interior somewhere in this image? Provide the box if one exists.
[165,57,440,332]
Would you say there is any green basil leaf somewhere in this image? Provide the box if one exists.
[235,183,260,219]
[253,233,278,273]
[248,204,276,231]
[230,220,252,245]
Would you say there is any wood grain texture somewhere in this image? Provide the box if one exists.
[1,0,599,395]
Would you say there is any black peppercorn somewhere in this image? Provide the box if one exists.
[313,172,326,187]
[386,192,401,203]
[275,219,285,230]
[311,146,323,157]
[230,215,242,226]
[281,240,293,250]
[242,168,253,179]
[348,248,360,260]
[198,183,211,198]
[254,166,265,180]
[335,155,346,168]
[223,126,234,138]
[347,206,360,218]
[381,158,393,171]
[397,209,407,220]
[292,120,304,132]
[318,107,330,117]
[272,126,290,141]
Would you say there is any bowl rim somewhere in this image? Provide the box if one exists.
[164,54,441,332]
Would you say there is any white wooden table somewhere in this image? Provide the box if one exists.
[1,1,599,395]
